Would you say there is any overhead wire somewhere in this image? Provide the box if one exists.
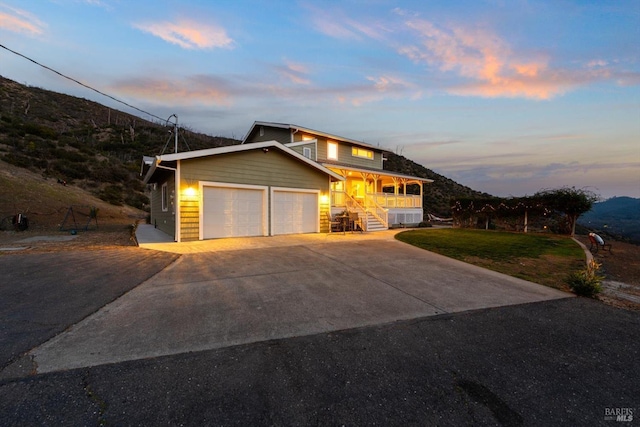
[0,43,168,123]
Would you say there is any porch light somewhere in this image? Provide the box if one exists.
[320,194,329,204]
[184,186,197,197]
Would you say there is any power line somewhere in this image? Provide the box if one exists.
[0,43,168,123]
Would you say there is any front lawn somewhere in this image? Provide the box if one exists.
[396,228,586,290]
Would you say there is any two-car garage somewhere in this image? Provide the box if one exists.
[145,141,342,242]
[201,183,319,239]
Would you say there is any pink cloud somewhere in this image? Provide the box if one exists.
[134,19,233,50]
[397,19,604,99]
[275,61,311,85]
[111,76,232,105]
[0,4,45,36]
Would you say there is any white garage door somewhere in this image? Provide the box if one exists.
[272,190,318,235]
[202,185,266,239]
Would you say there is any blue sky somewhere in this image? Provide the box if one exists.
[1,0,638,199]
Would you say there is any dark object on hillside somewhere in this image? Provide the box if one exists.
[57,178,67,186]
[60,206,98,232]
[589,232,612,253]
[12,213,29,231]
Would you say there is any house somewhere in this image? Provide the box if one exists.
[142,122,431,241]
[243,122,432,231]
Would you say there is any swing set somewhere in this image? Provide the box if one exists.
[59,206,99,232]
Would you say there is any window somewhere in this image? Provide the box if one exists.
[352,147,373,159]
[303,147,312,159]
[161,182,168,211]
[327,141,338,160]
[259,126,264,136]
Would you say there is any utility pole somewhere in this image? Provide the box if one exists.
[167,114,179,153]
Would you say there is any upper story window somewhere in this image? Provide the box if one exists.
[303,147,312,159]
[352,147,373,159]
[302,135,315,141]
[327,141,338,160]
[259,126,264,136]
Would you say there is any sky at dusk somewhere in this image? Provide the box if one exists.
[1,0,638,199]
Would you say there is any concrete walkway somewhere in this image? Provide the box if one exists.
[27,229,570,373]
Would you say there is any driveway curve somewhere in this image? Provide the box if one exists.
[27,231,570,373]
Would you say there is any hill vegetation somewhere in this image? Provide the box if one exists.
[0,75,487,219]
[0,75,237,212]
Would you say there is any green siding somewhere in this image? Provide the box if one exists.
[289,142,316,161]
[149,178,176,239]
[179,148,332,239]
[245,126,291,144]
[251,124,384,169]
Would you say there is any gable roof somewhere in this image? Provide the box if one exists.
[143,140,345,184]
[242,121,380,150]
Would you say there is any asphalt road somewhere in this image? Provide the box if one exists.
[0,238,638,426]
[1,298,639,426]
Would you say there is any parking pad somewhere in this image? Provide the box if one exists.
[30,239,570,373]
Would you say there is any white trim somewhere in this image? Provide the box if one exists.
[270,187,320,235]
[151,140,343,182]
[286,139,317,148]
[327,141,338,161]
[242,121,377,150]
[199,181,269,240]
[175,160,181,242]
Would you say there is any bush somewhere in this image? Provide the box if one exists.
[97,184,124,206]
[565,260,603,297]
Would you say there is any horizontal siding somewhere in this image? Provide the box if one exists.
[245,127,291,144]
[182,150,329,190]
[149,178,175,239]
[180,197,199,241]
[179,149,331,238]
[315,137,383,170]
[289,142,316,161]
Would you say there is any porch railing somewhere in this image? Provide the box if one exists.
[341,193,389,230]
[332,191,422,209]
[363,195,389,229]
[371,193,422,208]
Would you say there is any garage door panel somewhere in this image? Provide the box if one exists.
[203,186,265,239]
[272,190,318,235]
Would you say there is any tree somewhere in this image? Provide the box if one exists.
[534,187,600,236]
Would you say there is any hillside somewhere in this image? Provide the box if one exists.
[0,159,145,231]
[384,152,490,216]
[0,75,487,219]
[0,75,237,210]
[578,197,640,244]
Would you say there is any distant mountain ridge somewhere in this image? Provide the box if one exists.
[578,197,640,244]
[0,75,487,218]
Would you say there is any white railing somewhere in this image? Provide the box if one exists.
[344,194,368,230]
[332,191,421,209]
[338,193,389,230]
[363,195,388,229]
[372,192,422,208]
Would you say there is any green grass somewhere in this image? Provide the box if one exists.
[396,228,585,290]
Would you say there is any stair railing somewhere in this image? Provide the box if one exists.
[363,195,389,229]
[344,194,368,231]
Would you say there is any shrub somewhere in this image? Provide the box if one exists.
[97,184,124,206]
[565,260,603,297]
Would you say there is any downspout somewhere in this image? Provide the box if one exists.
[291,127,299,143]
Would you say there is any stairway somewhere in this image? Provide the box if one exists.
[363,211,387,231]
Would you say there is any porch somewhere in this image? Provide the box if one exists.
[326,167,430,231]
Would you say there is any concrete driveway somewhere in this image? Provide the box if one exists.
[26,229,570,374]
